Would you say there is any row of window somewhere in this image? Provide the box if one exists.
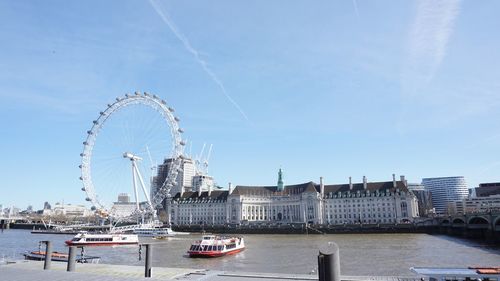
[328,219,396,224]
[85,238,113,242]
[190,245,223,251]
[328,213,393,219]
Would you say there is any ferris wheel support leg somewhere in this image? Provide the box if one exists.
[134,164,155,215]
[132,161,141,212]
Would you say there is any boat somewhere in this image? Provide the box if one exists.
[187,235,245,258]
[411,266,500,281]
[23,250,100,263]
[65,232,139,246]
[133,227,175,237]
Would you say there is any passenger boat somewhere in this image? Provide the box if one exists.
[187,235,245,258]
[133,227,175,237]
[411,266,500,281]
[23,251,100,263]
[65,232,139,246]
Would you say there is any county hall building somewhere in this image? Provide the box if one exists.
[167,170,419,225]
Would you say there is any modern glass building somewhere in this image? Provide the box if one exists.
[421,176,468,215]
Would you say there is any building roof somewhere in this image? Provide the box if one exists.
[320,181,408,194]
[232,182,316,196]
[173,190,229,201]
[231,180,409,196]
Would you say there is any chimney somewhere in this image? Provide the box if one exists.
[320,177,325,197]
[363,176,367,190]
[400,175,407,187]
[349,177,353,190]
[228,182,233,195]
[208,183,212,197]
[198,183,202,197]
[392,174,397,188]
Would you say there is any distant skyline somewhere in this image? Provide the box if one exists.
[1,1,500,210]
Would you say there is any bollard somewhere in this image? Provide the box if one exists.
[67,246,76,272]
[42,241,52,270]
[144,244,152,278]
[318,242,340,281]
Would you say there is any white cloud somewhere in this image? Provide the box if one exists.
[148,0,249,122]
[402,0,460,96]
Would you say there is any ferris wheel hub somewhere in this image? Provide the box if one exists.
[123,152,142,161]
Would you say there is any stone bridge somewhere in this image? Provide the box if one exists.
[436,211,500,240]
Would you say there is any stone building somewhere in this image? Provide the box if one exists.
[167,172,419,225]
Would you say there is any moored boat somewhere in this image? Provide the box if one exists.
[133,227,175,237]
[65,232,138,246]
[411,266,500,281]
[187,235,245,258]
[23,250,100,263]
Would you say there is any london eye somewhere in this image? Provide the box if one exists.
[79,92,185,222]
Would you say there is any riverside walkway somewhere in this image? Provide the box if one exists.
[0,260,419,281]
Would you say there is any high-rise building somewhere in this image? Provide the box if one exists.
[151,157,197,198]
[421,176,468,215]
[407,183,434,216]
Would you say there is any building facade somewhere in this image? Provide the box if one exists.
[421,176,468,215]
[456,195,500,214]
[475,182,500,197]
[168,174,419,225]
[44,203,92,217]
[407,183,434,216]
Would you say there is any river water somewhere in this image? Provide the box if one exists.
[0,229,498,276]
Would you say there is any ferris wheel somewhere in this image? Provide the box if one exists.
[79,92,185,221]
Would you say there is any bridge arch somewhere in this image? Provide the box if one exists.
[493,216,500,226]
[468,216,490,225]
[441,219,450,224]
[452,218,465,224]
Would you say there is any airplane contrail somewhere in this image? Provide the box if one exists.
[149,0,249,121]
[352,0,360,20]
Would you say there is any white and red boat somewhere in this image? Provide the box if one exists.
[65,232,139,246]
[187,235,245,258]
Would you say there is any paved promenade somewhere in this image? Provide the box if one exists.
[0,260,420,281]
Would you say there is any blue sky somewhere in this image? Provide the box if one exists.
[1,1,499,210]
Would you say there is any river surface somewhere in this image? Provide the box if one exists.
[0,229,498,276]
